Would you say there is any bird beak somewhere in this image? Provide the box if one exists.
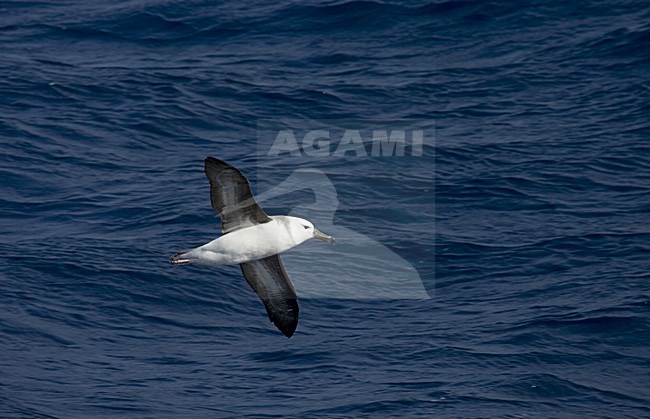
[313,229,335,244]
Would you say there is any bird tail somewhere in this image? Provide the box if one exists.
[169,249,196,265]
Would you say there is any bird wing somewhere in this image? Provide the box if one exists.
[240,254,299,337]
[204,157,272,234]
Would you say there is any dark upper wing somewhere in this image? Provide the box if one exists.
[240,255,299,338]
[204,157,272,234]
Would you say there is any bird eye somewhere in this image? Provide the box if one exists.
[303,225,310,229]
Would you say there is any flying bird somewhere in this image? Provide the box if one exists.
[170,157,335,337]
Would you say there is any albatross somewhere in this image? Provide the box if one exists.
[170,157,335,337]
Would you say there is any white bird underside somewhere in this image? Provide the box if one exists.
[170,157,334,338]
[175,216,311,265]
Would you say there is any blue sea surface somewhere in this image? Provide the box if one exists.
[1,0,649,417]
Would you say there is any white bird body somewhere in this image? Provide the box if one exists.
[182,216,316,265]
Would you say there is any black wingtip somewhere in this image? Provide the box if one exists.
[264,302,298,338]
[205,156,229,167]
[204,157,241,177]
[204,156,222,168]
[279,321,297,338]
[266,306,298,338]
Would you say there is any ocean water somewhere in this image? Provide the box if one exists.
[1,0,649,417]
